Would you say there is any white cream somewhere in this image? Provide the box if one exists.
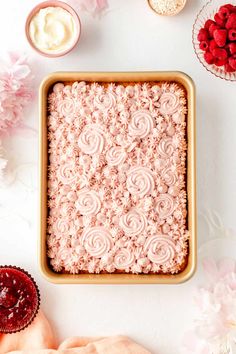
[29,7,78,54]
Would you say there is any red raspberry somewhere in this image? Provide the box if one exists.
[209,39,218,53]
[218,6,230,20]
[229,42,236,54]
[224,4,236,12]
[212,47,228,60]
[204,51,215,64]
[209,23,220,37]
[215,58,228,66]
[228,29,236,41]
[226,13,236,29]
[199,41,209,51]
[213,29,227,47]
[204,19,216,30]
[214,13,226,27]
[225,63,236,72]
[197,28,209,42]
[229,56,236,69]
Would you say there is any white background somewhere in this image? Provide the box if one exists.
[0,1,236,353]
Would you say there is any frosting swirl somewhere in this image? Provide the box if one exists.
[155,193,175,219]
[113,248,135,269]
[145,235,176,264]
[53,218,70,234]
[57,98,76,117]
[157,137,175,159]
[120,208,147,236]
[76,190,101,216]
[127,166,154,197]
[106,147,127,166]
[94,92,116,110]
[81,227,113,258]
[58,163,76,184]
[78,124,105,155]
[159,92,179,115]
[161,166,178,186]
[128,110,154,138]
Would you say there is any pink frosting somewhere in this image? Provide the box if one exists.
[155,193,175,219]
[159,92,179,115]
[120,208,147,236]
[114,248,135,269]
[78,124,105,155]
[144,235,176,265]
[106,146,127,166]
[76,189,101,216]
[81,227,113,258]
[47,81,189,275]
[126,166,154,197]
[128,109,154,139]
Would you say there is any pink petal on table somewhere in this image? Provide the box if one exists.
[8,51,21,64]
[97,0,108,10]
[8,52,27,66]
[182,331,210,354]
[12,65,31,80]
[218,258,235,277]
[82,0,97,12]
[202,258,218,281]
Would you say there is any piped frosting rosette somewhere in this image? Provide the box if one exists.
[113,248,135,269]
[159,92,180,115]
[78,124,105,155]
[94,92,116,110]
[161,166,178,186]
[57,97,76,117]
[57,162,76,184]
[76,189,101,216]
[128,109,154,138]
[53,218,71,235]
[145,235,176,265]
[155,193,175,219]
[81,227,113,258]
[120,208,147,236]
[126,166,155,197]
[106,146,127,166]
[157,137,175,159]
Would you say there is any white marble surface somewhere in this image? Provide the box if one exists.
[0,1,236,353]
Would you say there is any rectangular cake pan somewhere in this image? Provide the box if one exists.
[39,71,196,284]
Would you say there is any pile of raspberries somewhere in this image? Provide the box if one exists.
[197,3,236,72]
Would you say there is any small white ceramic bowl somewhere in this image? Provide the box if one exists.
[25,0,81,58]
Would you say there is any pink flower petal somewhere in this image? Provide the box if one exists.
[12,65,31,80]
[97,0,108,10]
[8,51,21,64]
[218,258,235,277]
[202,258,218,281]
[0,52,34,136]
[182,331,211,354]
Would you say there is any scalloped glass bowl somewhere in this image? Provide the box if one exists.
[193,0,236,81]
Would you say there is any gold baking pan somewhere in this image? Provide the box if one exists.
[39,71,196,284]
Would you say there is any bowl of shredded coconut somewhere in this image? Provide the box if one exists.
[148,0,187,16]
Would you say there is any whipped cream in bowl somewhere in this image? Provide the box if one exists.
[25,1,81,57]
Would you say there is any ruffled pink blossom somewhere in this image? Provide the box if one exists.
[68,0,108,17]
[0,157,7,180]
[0,52,34,136]
[182,258,236,354]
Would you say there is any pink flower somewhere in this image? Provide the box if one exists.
[0,52,34,135]
[182,258,236,354]
[0,157,7,180]
[182,331,210,354]
[0,141,7,180]
[68,0,108,17]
